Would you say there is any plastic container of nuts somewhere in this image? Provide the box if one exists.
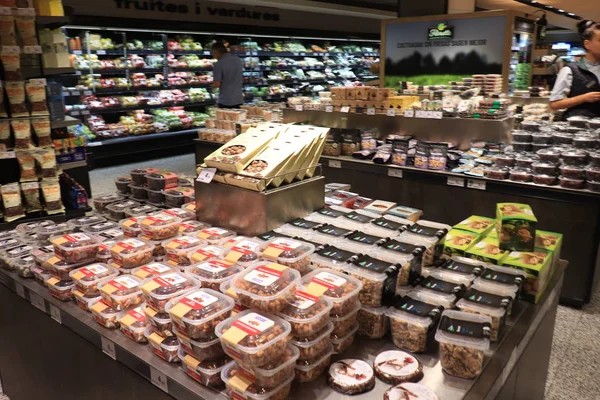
[310,245,357,273]
[310,224,353,247]
[145,326,181,362]
[67,215,108,232]
[215,310,292,367]
[219,237,263,267]
[173,326,222,360]
[81,220,120,236]
[236,345,299,389]
[276,218,322,241]
[142,303,174,336]
[510,130,531,142]
[193,227,237,246]
[532,162,557,175]
[165,288,234,340]
[221,361,295,400]
[334,210,378,232]
[140,213,182,240]
[456,288,509,342]
[306,207,350,225]
[51,233,101,264]
[178,220,211,236]
[346,255,398,308]
[161,208,196,222]
[69,263,119,296]
[106,200,142,221]
[73,289,102,312]
[119,217,142,238]
[92,193,124,214]
[357,305,389,339]
[124,204,160,218]
[277,288,333,337]
[509,168,533,182]
[96,229,126,243]
[562,150,588,166]
[96,241,114,264]
[559,176,585,189]
[128,184,148,201]
[110,239,154,270]
[118,306,150,343]
[262,237,315,275]
[330,300,360,338]
[330,321,358,354]
[46,277,75,301]
[46,256,88,280]
[179,349,230,388]
[435,310,491,379]
[295,342,334,383]
[291,320,333,362]
[32,266,52,286]
[98,275,145,311]
[301,269,363,317]
[186,259,244,291]
[559,165,585,179]
[187,245,224,264]
[91,299,121,328]
[163,236,206,267]
[131,262,176,280]
[11,255,35,278]
[141,272,199,313]
[231,262,300,313]
[533,174,557,185]
[114,176,131,194]
[35,223,72,244]
[429,268,476,288]
[484,166,509,180]
[131,168,159,186]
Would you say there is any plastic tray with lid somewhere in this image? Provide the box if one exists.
[51,233,101,264]
[193,227,237,246]
[0,237,25,253]
[158,207,194,222]
[310,245,357,273]
[67,214,108,231]
[300,268,362,317]
[69,262,119,296]
[310,224,353,247]
[145,170,178,191]
[345,254,399,307]
[73,289,102,312]
[92,193,125,214]
[119,217,142,238]
[219,237,264,267]
[96,229,126,243]
[429,267,476,288]
[187,245,225,264]
[141,302,174,336]
[356,305,389,339]
[221,360,294,400]
[163,187,195,208]
[96,240,114,264]
[418,275,463,306]
[105,200,142,221]
[128,184,148,201]
[139,213,182,240]
[305,206,351,225]
[178,220,211,236]
[456,287,510,341]
[11,254,36,278]
[291,320,334,362]
[330,299,360,338]
[118,305,150,343]
[336,231,387,255]
[174,325,225,361]
[130,167,159,186]
[295,342,334,383]
[363,214,414,238]
[32,266,52,286]
[141,272,199,312]
[31,244,54,267]
[124,204,160,218]
[276,218,322,241]
[276,287,332,337]
[330,321,358,354]
[80,220,120,235]
[162,236,206,267]
[98,274,145,311]
[16,220,54,235]
[109,238,154,270]
[235,345,299,389]
[185,259,244,291]
[45,256,88,280]
[35,222,72,244]
[91,299,121,328]
[131,262,177,280]
[179,348,230,388]
[262,237,315,275]
[333,209,379,231]
[369,238,425,289]
[439,256,486,278]
[46,277,75,301]
[254,230,293,243]
[145,326,181,362]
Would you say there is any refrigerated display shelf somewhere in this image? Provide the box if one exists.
[69,100,214,115]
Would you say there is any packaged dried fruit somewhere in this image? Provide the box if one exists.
[70,263,119,296]
[237,345,299,389]
[277,288,332,337]
[262,238,314,275]
[161,208,196,222]
[106,200,141,221]
[221,360,295,400]
[179,349,230,388]
[163,236,205,266]
[99,275,144,311]
[118,306,150,343]
[231,262,300,313]
[435,310,491,378]
[110,239,154,270]
[216,310,292,367]
[187,245,224,264]
[51,233,100,264]
[185,259,244,291]
[96,241,114,264]
[174,326,225,361]
[141,272,199,313]
[145,326,181,362]
[11,254,35,278]
[140,213,182,240]
[46,277,75,301]
[73,289,102,312]
[194,227,237,246]
[124,204,160,218]
[295,343,334,383]
[357,305,388,339]
[334,210,377,232]
[301,268,362,317]
[374,350,423,384]
[131,262,176,280]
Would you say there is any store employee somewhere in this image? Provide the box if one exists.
[211,41,244,108]
[550,20,600,119]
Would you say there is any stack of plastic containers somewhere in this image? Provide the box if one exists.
[137,212,183,262]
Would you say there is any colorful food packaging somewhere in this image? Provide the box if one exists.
[453,215,495,236]
[534,230,563,270]
[31,118,51,147]
[496,203,537,252]
[11,119,32,149]
[26,79,49,116]
[1,182,25,222]
[20,181,42,213]
[501,249,552,303]
[443,229,481,257]
[466,236,508,265]
[33,148,57,179]
[16,151,36,181]
[41,180,65,215]
[0,120,11,148]
[5,81,28,116]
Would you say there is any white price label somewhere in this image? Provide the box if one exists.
[325,105,333,113]
[30,292,46,312]
[522,93,531,99]
[0,6,11,15]
[71,110,80,116]
[388,168,403,178]
[300,52,306,56]
[0,151,16,159]
[415,110,428,118]
[23,46,42,54]
[386,108,396,117]
[432,111,443,119]
[293,52,299,56]
[295,104,303,112]
[1,46,20,54]
[15,282,25,299]
[49,304,62,324]
[71,90,81,96]
[72,50,82,55]
[16,7,35,16]
[366,107,376,115]
[328,160,342,168]
[96,50,106,55]
[150,367,169,393]
[196,167,216,184]
[340,106,350,113]
[203,51,210,55]
[84,90,92,96]
[404,109,414,118]
[252,52,258,56]
[75,71,82,75]
[467,179,486,191]
[403,89,411,94]
[101,337,116,360]
[447,177,465,187]
[81,110,90,115]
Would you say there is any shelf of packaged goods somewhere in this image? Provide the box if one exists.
[73,50,125,56]
[245,93,296,101]
[71,50,379,58]
[50,116,82,129]
[59,160,88,171]
[169,67,213,72]
[0,207,91,231]
[86,126,203,148]
[77,68,164,75]
[63,85,213,96]
[0,261,566,400]
[71,101,213,115]
[44,67,77,76]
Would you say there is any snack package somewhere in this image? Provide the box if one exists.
[414,142,429,169]
[34,148,57,179]
[443,229,481,257]
[41,180,65,215]
[342,129,360,156]
[454,215,495,236]
[0,82,8,118]
[501,250,552,303]
[15,16,38,46]
[323,129,342,156]
[5,81,28,116]
[428,143,448,171]
[20,181,42,213]
[0,16,16,46]
[31,118,52,147]
[535,230,563,270]
[391,139,409,166]
[16,151,36,181]
[496,203,537,252]
[11,119,32,149]
[0,120,10,148]
[26,79,49,116]
[1,182,25,222]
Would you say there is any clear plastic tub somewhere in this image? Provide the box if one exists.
[306,207,350,225]
[440,256,486,277]
[194,227,237,246]
[187,245,224,264]
[334,210,377,232]
[178,220,211,236]
[73,289,102,312]
[32,266,52,286]
[330,321,358,353]
[231,263,301,313]
[110,239,154,270]
[430,268,476,288]
[145,326,180,362]
[163,187,195,208]
[295,343,334,383]
[346,255,398,308]
[140,214,182,240]
[98,275,144,311]
[128,184,148,201]
[46,256,87,280]
[106,200,142,221]
[91,299,120,328]
[165,288,235,340]
[456,288,508,342]
[118,306,149,343]
[1,244,33,270]
[141,272,199,313]
[215,310,292,367]
[477,264,527,293]
[330,300,360,338]
[46,277,75,301]
[418,276,462,306]
[357,305,388,339]
[145,171,178,191]
[277,289,332,337]
[435,310,491,378]
[131,168,159,186]
[16,220,54,235]
[35,223,72,244]
[124,204,160,218]
[174,326,225,361]
[96,241,114,264]
[369,239,425,288]
[142,302,174,336]
[336,231,386,255]
[70,263,119,295]
[131,263,175,281]
[119,217,142,238]
[237,345,299,390]
[399,220,451,266]
[221,361,294,400]
[277,218,322,240]
[67,215,108,232]
[310,224,353,246]
[51,233,101,264]
[410,287,456,308]
[179,349,229,388]
[11,254,35,278]
[181,202,196,213]
[0,237,24,252]
[163,236,206,267]
[300,269,362,317]
[262,238,315,275]
[291,320,334,362]
[146,187,165,205]
[310,245,357,273]
[161,208,196,222]
[218,237,263,267]
[80,221,120,235]
[96,229,126,243]
[363,214,413,238]
[185,260,244,291]
[92,193,124,214]
[31,244,54,268]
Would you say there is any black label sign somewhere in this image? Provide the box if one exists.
[290,218,321,230]
[371,217,408,232]
[316,224,352,238]
[353,255,396,274]
[316,207,347,218]
[395,296,443,319]
[439,315,491,339]
[382,239,425,256]
[481,268,524,286]
[442,259,484,276]
[347,232,385,246]
[464,288,512,309]
[317,246,356,262]
[256,230,290,242]
[420,276,464,295]
[408,224,447,239]
[343,212,373,224]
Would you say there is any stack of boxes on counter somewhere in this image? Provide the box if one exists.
[288,86,396,113]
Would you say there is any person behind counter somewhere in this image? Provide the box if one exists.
[211,41,244,109]
[550,20,600,119]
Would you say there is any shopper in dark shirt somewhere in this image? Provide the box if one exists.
[211,42,244,108]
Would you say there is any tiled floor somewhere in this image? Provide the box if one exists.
[90,154,600,400]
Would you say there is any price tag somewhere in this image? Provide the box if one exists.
[30,292,46,313]
[295,104,303,112]
[101,337,116,360]
[196,167,216,183]
[522,93,531,99]
[23,46,42,54]
[1,46,20,54]
[203,51,210,55]
[0,6,11,15]
[72,50,82,55]
[49,304,62,324]
[388,168,403,178]
[245,51,251,56]
[16,7,35,16]
[340,106,350,113]
[15,282,25,299]
[404,109,414,118]
[293,52,299,56]
[402,89,411,94]
[252,51,258,56]
[415,110,427,118]
[355,107,363,115]
[432,111,443,119]
[325,105,333,113]
[386,108,396,117]
[366,107,376,115]
[81,110,90,115]
[300,52,306,56]
[328,160,342,168]
[0,151,16,159]
[447,177,465,187]
[324,52,330,56]
[71,90,81,96]
[71,110,80,116]
[150,367,169,393]
[96,50,106,55]
[83,90,92,96]
[467,179,487,191]
[75,71,82,75]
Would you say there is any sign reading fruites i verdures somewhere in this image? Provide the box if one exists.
[428,23,453,40]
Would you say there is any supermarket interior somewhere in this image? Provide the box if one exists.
[2,0,600,399]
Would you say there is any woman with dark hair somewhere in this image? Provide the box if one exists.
[550,20,600,118]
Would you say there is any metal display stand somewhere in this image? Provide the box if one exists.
[0,262,565,400]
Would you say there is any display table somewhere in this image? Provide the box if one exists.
[0,262,565,400]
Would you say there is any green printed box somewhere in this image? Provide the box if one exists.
[443,229,481,257]
[453,215,495,236]
[466,236,509,265]
[496,203,537,252]
[501,249,552,303]
[534,230,563,270]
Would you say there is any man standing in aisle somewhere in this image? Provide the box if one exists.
[211,41,244,108]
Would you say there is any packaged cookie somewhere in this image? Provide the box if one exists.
[291,320,333,362]
[20,182,42,214]
[140,213,182,240]
[180,350,230,388]
[73,289,102,312]
[435,310,491,378]
[346,255,398,307]
[236,345,299,389]
[70,263,119,296]
[51,233,100,264]
[166,288,234,340]
[46,277,75,301]
[131,262,176,280]
[357,305,388,339]
[301,269,362,317]
[221,361,294,400]
[98,275,144,311]
[194,227,237,246]
[186,259,244,291]
[142,302,174,337]
[220,237,263,267]
[141,272,199,313]
[327,359,375,395]
[384,383,439,400]
[277,288,332,337]
[262,238,315,275]
[110,239,154,270]
[330,321,358,353]
[118,306,149,343]
[231,262,300,313]
[145,326,181,362]
[277,218,321,241]
[216,310,292,367]
[370,239,424,289]
[162,236,205,267]
[374,350,423,384]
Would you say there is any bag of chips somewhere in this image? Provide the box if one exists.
[41,180,64,215]
[16,150,37,181]
[32,117,52,147]
[1,51,22,81]
[26,79,49,116]
[5,81,28,116]
[20,181,42,213]
[1,182,25,222]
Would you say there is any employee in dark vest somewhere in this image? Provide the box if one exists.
[211,41,244,108]
[550,20,600,119]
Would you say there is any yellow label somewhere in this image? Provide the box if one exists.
[51,237,69,246]
[101,283,118,296]
[91,301,109,314]
[144,306,158,319]
[71,270,85,280]
[229,374,254,392]
[141,280,161,295]
[183,354,201,369]
[46,277,59,286]
[225,287,238,300]
[123,219,138,228]
[222,326,248,345]
[262,247,284,261]
[305,282,329,297]
[73,289,84,299]
[224,250,244,263]
[120,314,136,327]
[170,303,191,320]
[47,256,61,267]
[266,263,288,272]
[148,332,164,346]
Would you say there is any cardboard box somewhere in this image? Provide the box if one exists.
[534,230,563,270]
[330,87,346,101]
[496,203,537,251]
[346,87,357,100]
[501,249,552,303]
[443,229,481,257]
[387,205,423,222]
[355,86,369,101]
[466,236,509,265]
[454,215,495,236]
[364,200,397,215]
